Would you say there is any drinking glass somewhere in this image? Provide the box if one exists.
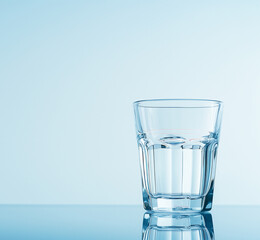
[142,212,214,240]
[133,99,223,212]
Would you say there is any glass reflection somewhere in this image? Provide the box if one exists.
[142,212,214,240]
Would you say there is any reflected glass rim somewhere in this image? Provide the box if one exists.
[133,99,223,108]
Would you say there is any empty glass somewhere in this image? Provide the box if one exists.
[133,99,223,212]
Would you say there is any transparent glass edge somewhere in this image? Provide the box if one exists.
[133,99,223,109]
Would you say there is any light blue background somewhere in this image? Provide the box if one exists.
[0,0,260,204]
[0,205,259,239]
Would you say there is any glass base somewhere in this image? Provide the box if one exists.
[143,194,213,212]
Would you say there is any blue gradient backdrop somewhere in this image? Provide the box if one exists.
[0,0,260,204]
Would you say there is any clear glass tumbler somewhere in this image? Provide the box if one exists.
[133,99,223,212]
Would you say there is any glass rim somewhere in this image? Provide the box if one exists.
[133,98,223,109]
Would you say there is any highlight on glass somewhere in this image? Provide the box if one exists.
[133,99,223,212]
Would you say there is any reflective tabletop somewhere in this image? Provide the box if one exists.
[0,205,259,239]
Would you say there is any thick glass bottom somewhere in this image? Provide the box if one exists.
[142,182,214,212]
[143,194,213,212]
